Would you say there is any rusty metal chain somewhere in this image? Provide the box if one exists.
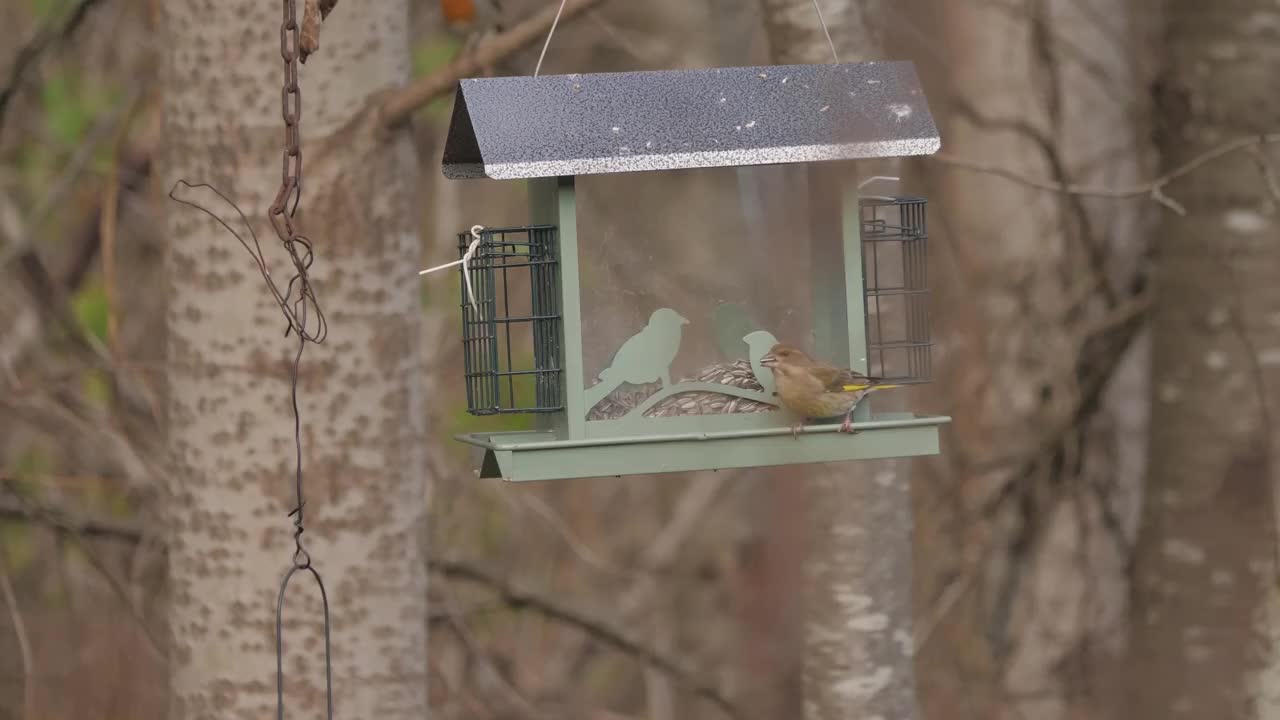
[270,0,303,237]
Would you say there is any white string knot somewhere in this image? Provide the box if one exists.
[420,224,484,313]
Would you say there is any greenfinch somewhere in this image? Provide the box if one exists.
[759,343,899,437]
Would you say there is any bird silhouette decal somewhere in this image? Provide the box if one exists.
[742,330,778,397]
[712,302,757,362]
[584,308,690,413]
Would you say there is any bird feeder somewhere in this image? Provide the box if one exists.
[440,60,950,481]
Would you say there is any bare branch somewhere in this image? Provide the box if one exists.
[488,484,631,577]
[430,558,742,719]
[2,488,736,715]
[101,144,122,356]
[0,0,110,136]
[0,487,144,544]
[1253,145,1280,208]
[0,567,35,720]
[913,569,974,654]
[1218,155,1280,577]
[378,0,608,128]
[436,585,548,720]
[932,134,1280,215]
[0,481,165,660]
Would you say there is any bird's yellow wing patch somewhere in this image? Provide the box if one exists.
[839,383,900,392]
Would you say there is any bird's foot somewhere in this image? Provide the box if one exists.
[839,417,859,434]
[790,421,803,439]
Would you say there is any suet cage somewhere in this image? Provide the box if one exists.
[440,61,951,481]
[861,196,931,384]
[458,225,564,415]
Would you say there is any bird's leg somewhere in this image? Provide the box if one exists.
[790,419,805,439]
[840,396,866,434]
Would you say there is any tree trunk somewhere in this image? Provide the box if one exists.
[159,1,429,717]
[1129,2,1280,717]
[895,1,1155,719]
[760,3,918,719]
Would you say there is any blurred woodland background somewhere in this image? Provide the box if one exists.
[1,0,1279,718]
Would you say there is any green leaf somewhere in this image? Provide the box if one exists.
[413,32,462,76]
[38,64,122,165]
[41,68,93,147]
[10,444,56,483]
[104,486,132,519]
[72,278,109,343]
[82,368,112,407]
[0,522,34,574]
[412,33,463,118]
[29,0,71,20]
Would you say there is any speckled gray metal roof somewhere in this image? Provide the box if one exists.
[442,61,940,180]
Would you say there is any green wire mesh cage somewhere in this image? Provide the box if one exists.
[459,225,564,415]
[860,196,931,385]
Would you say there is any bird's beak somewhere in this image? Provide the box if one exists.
[759,353,777,367]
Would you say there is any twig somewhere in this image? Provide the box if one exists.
[913,569,975,654]
[1253,145,1280,208]
[0,485,164,660]
[932,133,1280,215]
[966,288,1151,478]
[643,620,677,720]
[0,491,143,544]
[1225,150,1280,579]
[3,488,734,713]
[101,145,121,357]
[641,475,726,575]
[0,0,110,138]
[585,8,647,62]
[378,0,608,128]
[27,85,143,234]
[431,558,742,719]
[1,394,161,499]
[71,527,167,660]
[489,484,631,577]
[559,474,728,688]
[437,584,548,720]
[0,566,35,720]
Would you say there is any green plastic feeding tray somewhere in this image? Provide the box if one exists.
[437,60,950,482]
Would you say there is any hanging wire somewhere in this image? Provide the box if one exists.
[533,0,840,77]
[810,0,840,63]
[166,0,332,714]
[533,0,568,78]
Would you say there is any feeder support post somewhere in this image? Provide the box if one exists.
[809,165,872,422]
[530,175,585,439]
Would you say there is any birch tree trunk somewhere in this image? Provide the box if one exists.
[900,1,1155,719]
[159,0,429,717]
[1129,2,1280,717]
[760,3,920,719]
